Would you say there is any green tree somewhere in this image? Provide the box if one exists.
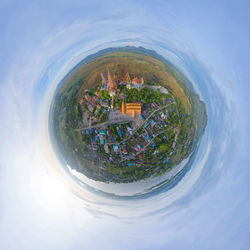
[99,90,110,100]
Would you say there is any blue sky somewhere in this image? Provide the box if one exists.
[0,0,250,249]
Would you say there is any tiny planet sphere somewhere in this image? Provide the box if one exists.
[51,47,207,183]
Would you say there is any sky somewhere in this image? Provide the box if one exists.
[0,0,250,249]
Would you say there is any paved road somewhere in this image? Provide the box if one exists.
[76,117,135,131]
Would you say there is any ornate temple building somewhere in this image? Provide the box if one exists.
[100,72,106,84]
[124,72,144,89]
[121,100,141,117]
[100,70,118,96]
[107,70,117,96]
[100,72,107,90]
[124,72,131,83]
